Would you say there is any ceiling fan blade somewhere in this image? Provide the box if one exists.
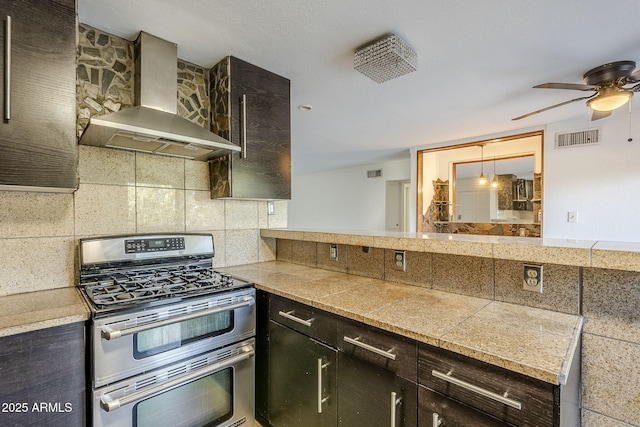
[625,70,640,84]
[512,95,594,121]
[591,110,612,121]
[534,83,598,91]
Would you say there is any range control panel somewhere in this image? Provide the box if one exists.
[124,237,185,254]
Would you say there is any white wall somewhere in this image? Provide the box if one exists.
[290,112,640,242]
[543,112,640,241]
[288,158,411,231]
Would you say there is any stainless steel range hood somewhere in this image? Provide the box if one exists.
[79,32,240,161]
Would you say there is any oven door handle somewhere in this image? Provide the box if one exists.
[101,297,254,340]
[99,346,255,412]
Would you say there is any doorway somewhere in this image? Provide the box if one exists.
[385,180,411,232]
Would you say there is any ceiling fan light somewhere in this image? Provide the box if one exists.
[587,90,633,112]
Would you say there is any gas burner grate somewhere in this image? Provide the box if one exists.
[80,263,236,308]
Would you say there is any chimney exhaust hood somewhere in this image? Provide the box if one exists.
[79,32,240,161]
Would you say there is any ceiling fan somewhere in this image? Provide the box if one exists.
[513,60,640,121]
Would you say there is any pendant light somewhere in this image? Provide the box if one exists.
[490,157,499,188]
[477,145,487,186]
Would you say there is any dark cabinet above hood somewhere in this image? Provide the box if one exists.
[78,32,240,161]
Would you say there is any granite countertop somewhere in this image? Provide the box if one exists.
[261,228,640,272]
[222,261,583,386]
[0,288,90,338]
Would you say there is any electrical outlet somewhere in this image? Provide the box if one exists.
[393,250,406,272]
[523,264,543,293]
[329,244,339,261]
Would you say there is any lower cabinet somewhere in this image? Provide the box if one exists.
[268,320,337,427]
[259,292,579,427]
[339,352,417,427]
[0,322,86,426]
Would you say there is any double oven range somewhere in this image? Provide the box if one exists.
[77,233,256,427]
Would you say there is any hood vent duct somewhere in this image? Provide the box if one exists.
[78,32,240,160]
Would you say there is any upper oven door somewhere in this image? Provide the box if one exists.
[92,287,255,387]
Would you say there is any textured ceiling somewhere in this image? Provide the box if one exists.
[78,0,640,175]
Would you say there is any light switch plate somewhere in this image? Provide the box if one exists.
[523,264,543,292]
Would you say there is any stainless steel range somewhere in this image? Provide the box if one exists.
[78,233,256,427]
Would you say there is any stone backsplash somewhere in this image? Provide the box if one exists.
[77,24,210,135]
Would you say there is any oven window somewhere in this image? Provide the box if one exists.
[134,311,234,359]
[134,368,233,427]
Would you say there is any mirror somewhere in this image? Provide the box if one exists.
[453,155,535,223]
[417,131,543,237]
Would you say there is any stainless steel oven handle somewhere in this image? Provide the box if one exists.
[431,369,522,410]
[100,346,255,412]
[101,297,254,340]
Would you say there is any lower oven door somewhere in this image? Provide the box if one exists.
[92,287,255,387]
[93,338,255,427]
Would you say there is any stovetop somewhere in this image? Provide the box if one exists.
[77,233,253,314]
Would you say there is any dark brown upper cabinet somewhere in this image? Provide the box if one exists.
[209,56,291,199]
[0,0,77,192]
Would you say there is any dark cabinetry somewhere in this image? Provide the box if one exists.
[262,293,417,427]
[259,292,579,427]
[0,322,86,426]
[268,320,337,427]
[338,318,417,427]
[209,56,290,199]
[418,343,580,426]
[0,0,77,192]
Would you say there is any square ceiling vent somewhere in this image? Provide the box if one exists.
[354,34,417,83]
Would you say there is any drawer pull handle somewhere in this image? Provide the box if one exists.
[343,336,397,360]
[278,310,314,327]
[431,369,522,410]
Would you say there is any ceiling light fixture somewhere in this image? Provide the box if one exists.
[354,34,417,83]
[587,87,633,112]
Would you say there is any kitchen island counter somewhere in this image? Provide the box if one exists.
[0,288,90,337]
[222,261,582,386]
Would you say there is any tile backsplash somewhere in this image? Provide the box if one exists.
[0,146,286,297]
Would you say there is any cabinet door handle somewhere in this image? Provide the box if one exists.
[317,358,329,413]
[343,336,397,360]
[432,412,442,426]
[390,391,401,427]
[4,15,11,121]
[431,369,522,410]
[240,94,247,158]
[278,310,314,327]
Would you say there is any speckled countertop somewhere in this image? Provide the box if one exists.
[221,261,583,386]
[262,228,640,272]
[0,288,90,338]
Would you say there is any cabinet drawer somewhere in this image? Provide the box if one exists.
[418,385,510,427]
[270,295,337,347]
[338,318,417,381]
[419,344,557,427]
